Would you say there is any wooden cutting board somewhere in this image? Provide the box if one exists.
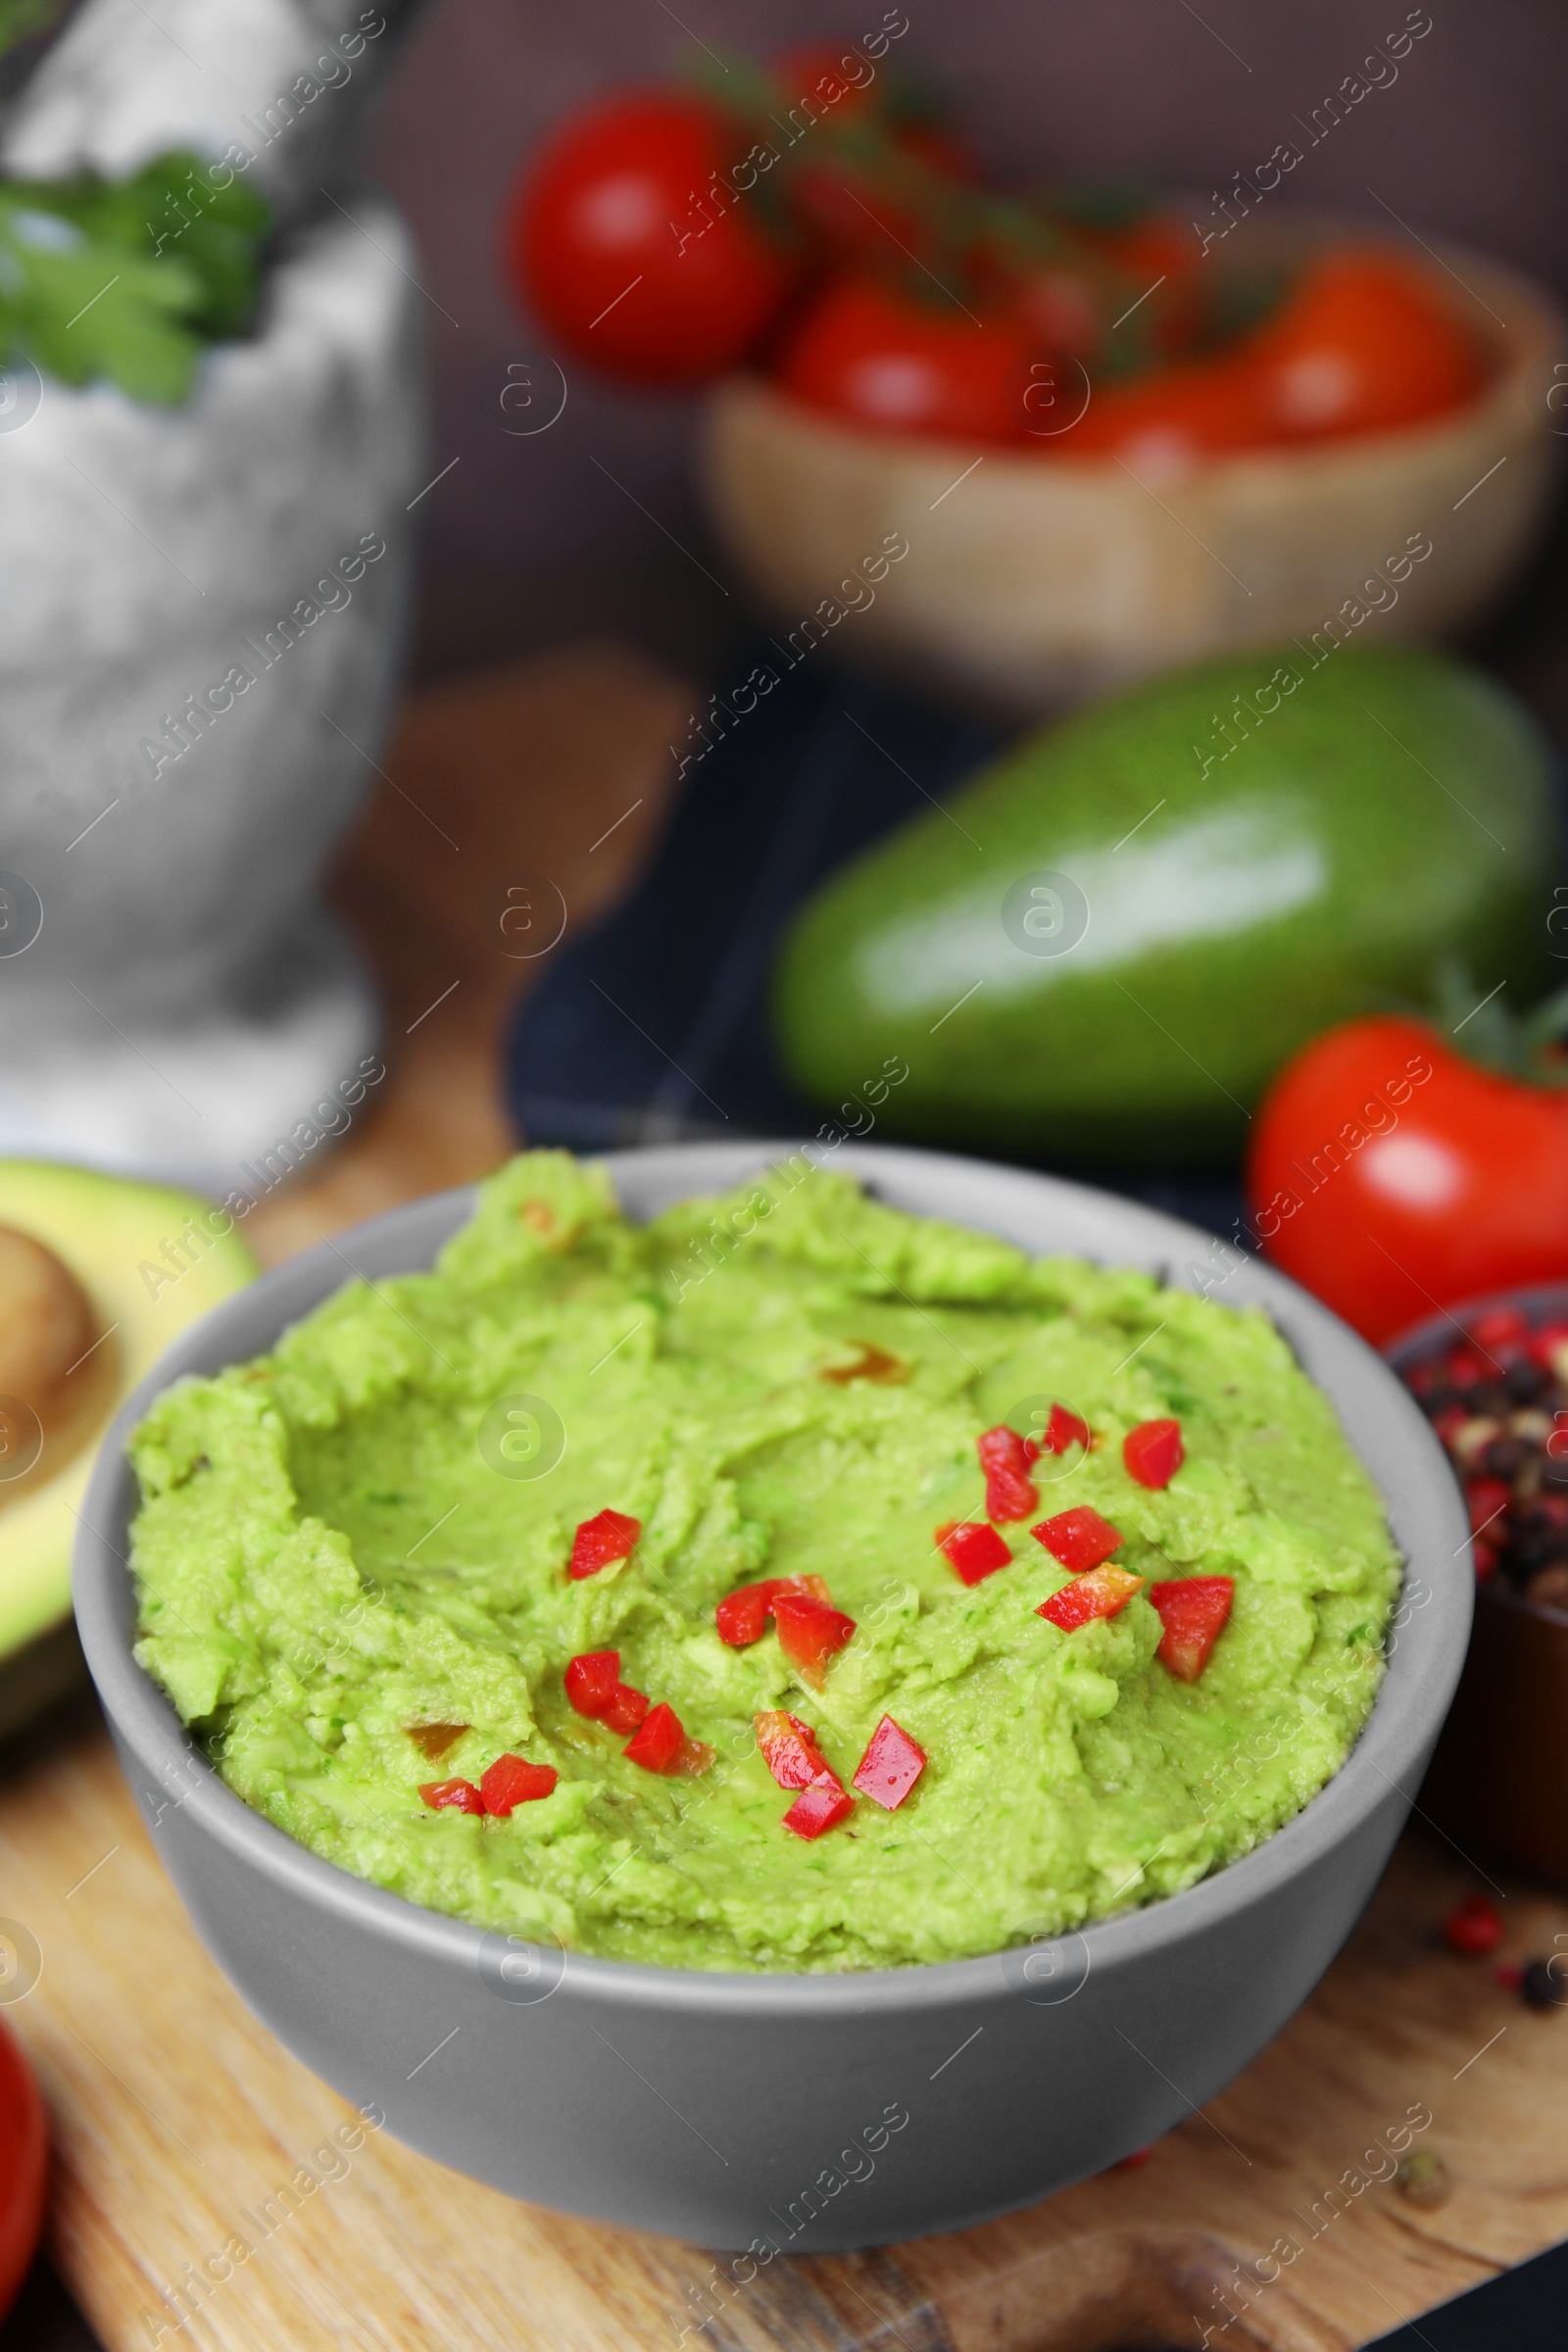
[4,648,1566,2352]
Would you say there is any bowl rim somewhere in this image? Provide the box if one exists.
[74,1137,1472,2016]
[1384,1278,1568,1631]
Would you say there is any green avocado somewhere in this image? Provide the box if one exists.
[772,646,1557,1166]
[0,1161,256,1735]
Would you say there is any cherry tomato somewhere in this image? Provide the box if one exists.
[1048,346,1264,472]
[0,2017,45,2323]
[1243,251,1480,441]
[505,93,797,384]
[776,275,1040,444]
[1048,244,1480,472]
[1246,1016,1568,1346]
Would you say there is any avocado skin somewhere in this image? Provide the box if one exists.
[771,646,1557,1168]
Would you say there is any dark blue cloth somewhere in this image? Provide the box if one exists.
[1362,2235,1568,2348]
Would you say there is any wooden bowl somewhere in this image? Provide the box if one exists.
[1387,1285,1568,1892]
[700,225,1564,713]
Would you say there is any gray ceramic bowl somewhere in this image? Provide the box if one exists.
[74,1141,1470,2250]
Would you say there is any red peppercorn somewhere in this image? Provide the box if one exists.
[1443,1893,1503,1955]
[1432,1404,1469,1451]
[1467,1307,1530,1360]
[1465,1476,1512,1538]
[1529,1320,1568,1374]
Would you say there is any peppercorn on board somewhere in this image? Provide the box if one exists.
[4,654,1565,2352]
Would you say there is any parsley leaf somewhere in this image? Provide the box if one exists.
[0,150,271,404]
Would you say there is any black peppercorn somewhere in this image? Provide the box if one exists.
[1522,1958,1568,2010]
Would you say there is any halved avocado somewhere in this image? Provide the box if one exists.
[0,1161,256,1734]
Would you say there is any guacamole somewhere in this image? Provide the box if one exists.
[127,1152,1400,1973]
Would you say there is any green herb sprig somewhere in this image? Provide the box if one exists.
[0,149,271,404]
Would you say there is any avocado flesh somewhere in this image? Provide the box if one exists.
[771,646,1557,1168]
[0,1162,256,1671]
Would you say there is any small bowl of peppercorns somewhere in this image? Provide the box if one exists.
[1388,1286,1568,1888]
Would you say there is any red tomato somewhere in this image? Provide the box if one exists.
[1247,1016,1568,1346]
[1244,251,1481,441]
[1049,244,1480,472]
[0,2018,45,2323]
[1046,345,1265,472]
[776,275,1041,444]
[506,93,797,384]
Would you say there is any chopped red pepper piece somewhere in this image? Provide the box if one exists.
[1123,1416,1185,1490]
[622,1700,687,1772]
[601,1682,651,1733]
[418,1777,484,1814]
[772,1592,857,1685]
[1465,1476,1512,1538]
[1466,1308,1530,1359]
[568,1508,642,1580]
[1443,1893,1503,1955]
[1444,1347,1487,1390]
[1038,1402,1091,1456]
[564,1649,621,1718]
[977,1425,1039,1522]
[852,1716,925,1811]
[935,1519,1011,1586]
[1037,1564,1146,1631]
[1148,1575,1234,1680]
[479,1753,560,1814]
[1032,1505,1124,1573]
[754,1709,837,1790]
[676,1738,715,1776]
[782,1772,855,1838]
[714,1573,830,1646]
